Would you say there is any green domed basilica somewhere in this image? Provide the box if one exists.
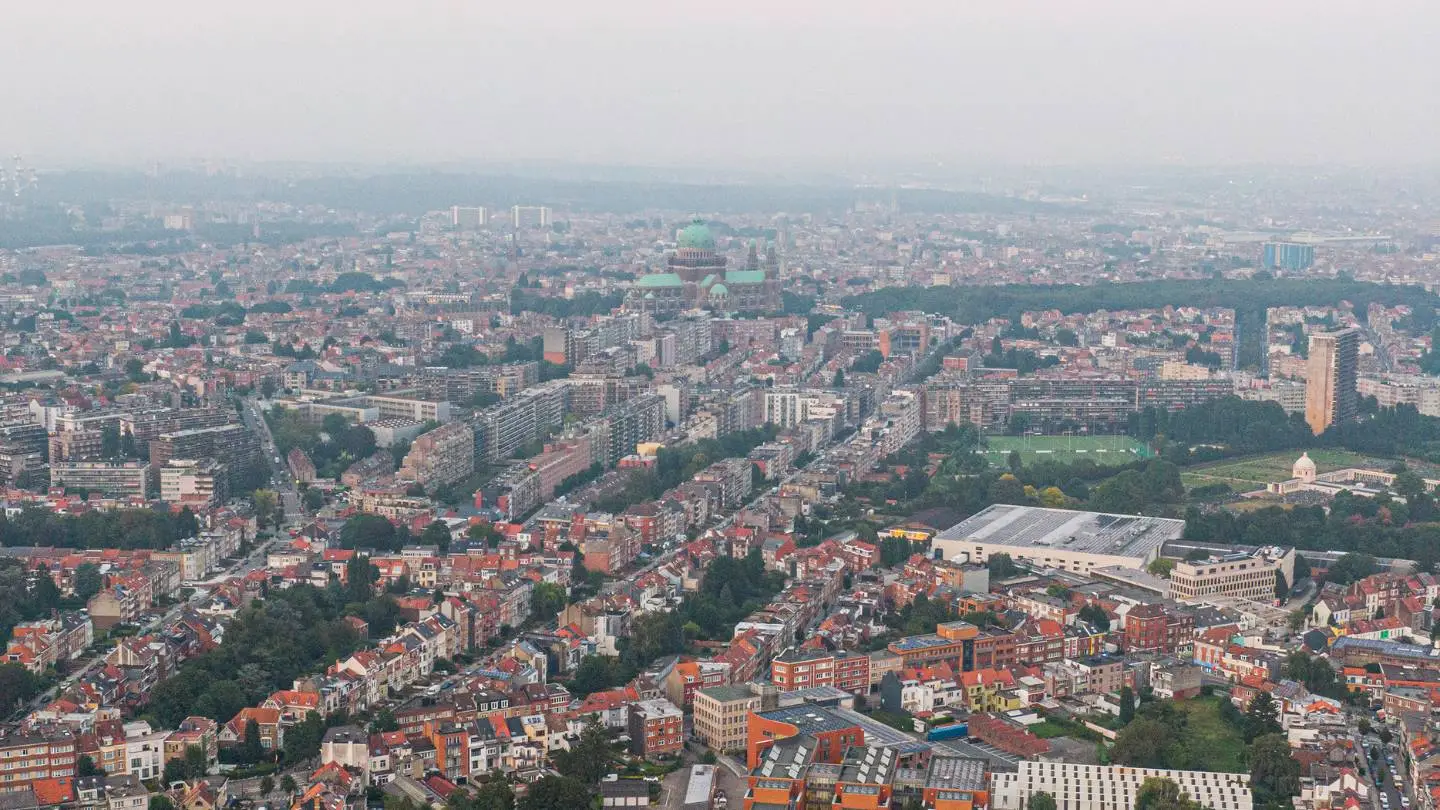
[625,219,780,316]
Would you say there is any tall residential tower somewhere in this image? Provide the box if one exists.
[1304,328,1360,435]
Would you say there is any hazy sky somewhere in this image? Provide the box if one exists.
[4,1,1437,169]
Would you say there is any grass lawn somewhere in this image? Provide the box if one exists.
[982,435,1153,468]
[1027,720,1070,739]
[1174,696,1247,773]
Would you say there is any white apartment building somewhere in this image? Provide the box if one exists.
[992,761,1252,810]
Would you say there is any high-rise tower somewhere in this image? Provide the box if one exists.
[1304,328,1360,435]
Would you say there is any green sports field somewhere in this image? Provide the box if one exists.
[981,435,1153,468]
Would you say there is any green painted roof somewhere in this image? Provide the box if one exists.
[701,274,718,286]
[710,283,729,296]
[677,219,716,250]
[725,269,767,284]
[634,272,684,288]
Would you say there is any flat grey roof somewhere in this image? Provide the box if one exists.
[935,504,1183,558]
[682,764,715,808]
[927,755,988,791]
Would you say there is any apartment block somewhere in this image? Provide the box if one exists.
[160,458,227,506]
[150,423,261,490]
[0,729,77,791]
[49,461,151,498]
[627,698,683,757]
[471,382,570,463]
[992,761,1252,810]
[593,394,666,467]
[398,422,475,489]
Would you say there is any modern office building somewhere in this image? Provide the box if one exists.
[450,206,488,228]
[1168,546,1296,603]
[1305,328,1360,435]
[512,205,552,228]
[692,685,762,754]
[1262,241,1315,271]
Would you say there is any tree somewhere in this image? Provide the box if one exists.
[552,721,614,785]
[31,568,61,613]
[302,487,324,511]
[517,775,591,810]
[100,423,121,459]
[184,744,208,778]
[259,775,275,797]
[1359,718,1373,735]
[252,489,279,530]
[241,719,264,764]
[832,369,845,388]
[1287,609,1306,632]
[987,473,1026,505]
[530,582,566,626]
[1327,553,1378,585]
[1038,486,1067,508]
[1110,718,1171,768]
[340,514,400,551]
[1250,733,1301,808]
[73,562,104,601]
[472,779,516,810]
[1244,691,1282,743]
[987,553,1020,579]
[346,555,379,603]
[0,663,41,711]
[1394,467,1426,500]
[163,757,188,784]
[282,711,324,765]
[76,754,102,777]
[1135,777,1204,810]
[371,708,400,733]
[1029,792,1058,810]
[1119,685,1135,724]
[1077,603,1110,632]
[1147,558,1175,577]
[421,520,452,554]
[149,797,176,810]
[281,775,298,796]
